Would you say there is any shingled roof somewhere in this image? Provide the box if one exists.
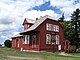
[21,15,57,33]
[23,18,35,25]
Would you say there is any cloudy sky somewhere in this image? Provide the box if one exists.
[0,0,80,44]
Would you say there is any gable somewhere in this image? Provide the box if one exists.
[23,18,35,25]
[23,18,27,25]
[35,18,60,31]
[20,15,60,34]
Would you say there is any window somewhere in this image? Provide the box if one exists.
[16,38,19,47]
[24,35,30,44]
[33,35,36,44]
[56,25,59,32]
[53,25,59,32]
[46,23,52,30]
[53,25,56,31]
[46,34,51,44]
[55,35,59,44]
[46,23,59,32]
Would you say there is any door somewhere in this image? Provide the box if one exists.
[51,34,56,52]
[16,38,19,48]
[32,35,37,48]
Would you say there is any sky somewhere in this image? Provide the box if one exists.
[0,0,80,44]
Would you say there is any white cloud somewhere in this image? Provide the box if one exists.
[50,0,74,8]
[0,0,80,44]
[50,0,80,20]
[0,0,49,44]
[23,10,60,20]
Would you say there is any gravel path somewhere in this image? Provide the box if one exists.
[6,56,43,60]
[59,52,80,58]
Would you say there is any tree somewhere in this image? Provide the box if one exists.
[4,40,12,48]
[58,13,64,22]
[70,8,80,48]
[58,14,73,38]
[62,21,73,38]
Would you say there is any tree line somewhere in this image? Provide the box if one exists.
[59,8,80,49]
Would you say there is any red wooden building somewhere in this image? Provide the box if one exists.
[12,15,65,52]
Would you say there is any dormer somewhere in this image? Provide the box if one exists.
[22,18,35,30]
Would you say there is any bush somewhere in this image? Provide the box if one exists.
[4,40,12,48]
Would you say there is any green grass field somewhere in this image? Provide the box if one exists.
[0,47,80,60]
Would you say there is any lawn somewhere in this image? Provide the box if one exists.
[0,47,80,60]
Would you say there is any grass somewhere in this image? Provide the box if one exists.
[0,47,80,60]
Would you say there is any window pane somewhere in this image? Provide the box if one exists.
[46,23,52,31]
[24,35,30,44]
[56,25,59,32]
[33,35,36,44]
[46,34,51,44]
[55,35,59,44]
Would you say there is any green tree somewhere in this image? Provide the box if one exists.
[58,13,64,22]
[4,40,12,48]
[70,8,80,48]
[62,21,73,38]
[58,14,73,38]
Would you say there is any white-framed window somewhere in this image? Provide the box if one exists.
[56,25,59,32]
[53,25,59,32]
[46,23,52,30]
[55,35,59,44]
[53,25,56,31]
[46,23,59,32]
[46,34,51,44]
[33,35,36,44]
[24,35,30,44]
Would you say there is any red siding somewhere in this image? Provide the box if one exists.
[12,37,23,50]
[12,18,65,52]
[36,18,65,51]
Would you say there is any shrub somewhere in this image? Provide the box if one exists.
[4,40,12,48]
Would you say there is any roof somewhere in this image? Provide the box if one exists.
[21,15,57,33]
[12,34,23,38]
[23,18,35,25]
[26,18,35,24]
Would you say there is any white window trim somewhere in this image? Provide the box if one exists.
[53,25,59,32]
[46,23,52,31]
[46,23,59,32]
[24,35,30,44]
[55,35,59,45]
[46,34,51,44]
